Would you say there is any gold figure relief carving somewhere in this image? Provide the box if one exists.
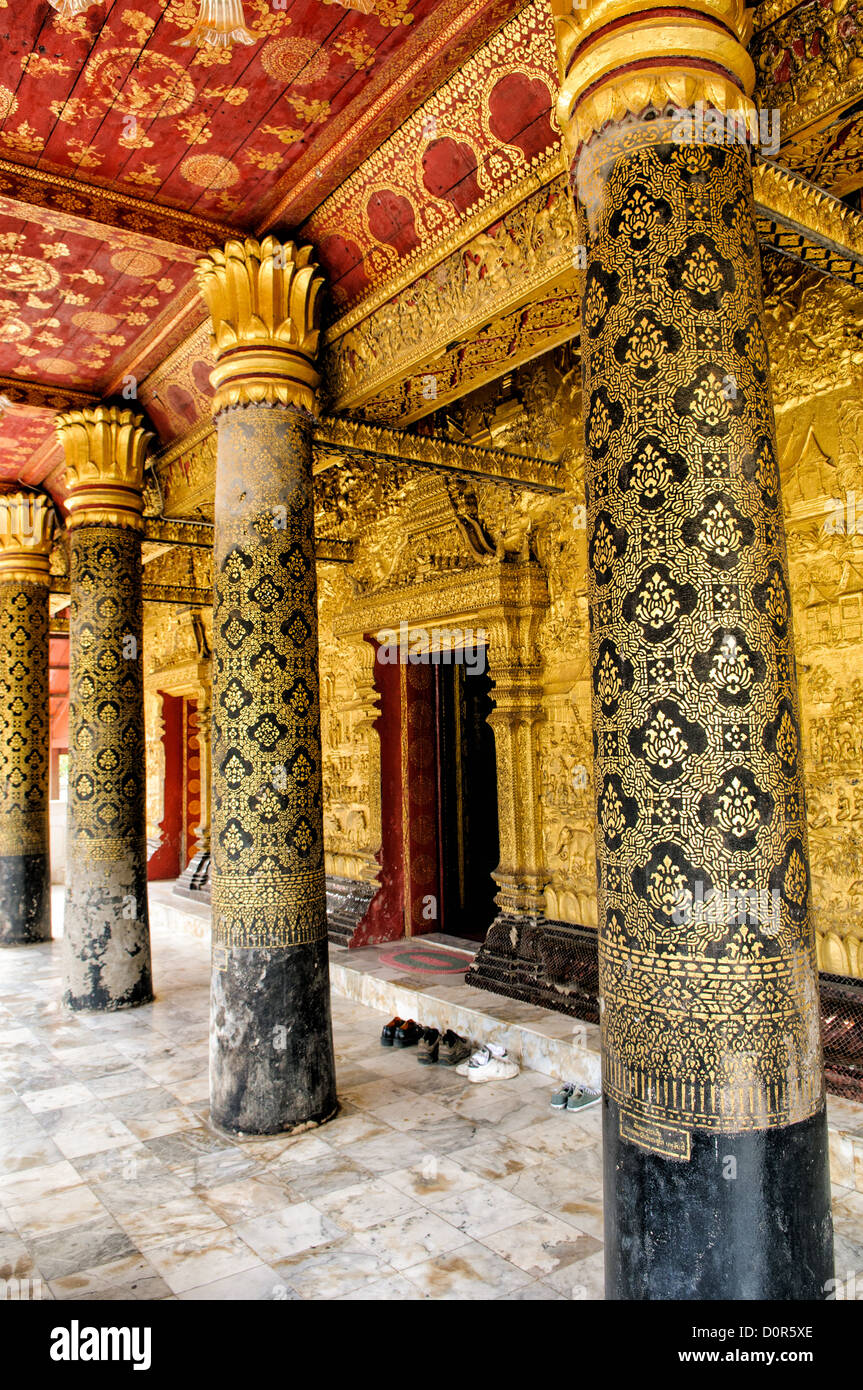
[326,180,578,409]
[318,572,382,885]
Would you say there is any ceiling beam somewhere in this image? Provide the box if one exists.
[0,158,241,261]
[314,417,563,494]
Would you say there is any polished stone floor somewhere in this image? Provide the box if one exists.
[2,914,863,1300]
[0,917,608,1300]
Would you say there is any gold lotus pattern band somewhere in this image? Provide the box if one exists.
[580,133,823,1134]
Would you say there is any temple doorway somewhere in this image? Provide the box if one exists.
[400,655,499,943]
[434,660,500,941]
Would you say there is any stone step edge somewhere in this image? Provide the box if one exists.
[329,957,863,1194]
[332,956,605,1095]
[150,898,862,1194]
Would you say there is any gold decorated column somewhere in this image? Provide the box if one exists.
[197,237,337,1135]
[57,406,154,1011]
[551,0,833,1297]
[0,493,55,946]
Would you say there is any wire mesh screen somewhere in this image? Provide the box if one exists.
[820,972,863,1103]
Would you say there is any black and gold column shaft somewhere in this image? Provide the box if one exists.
[197,237,336,1135]
[0,493,54,946]
[57,406,154,1011]
[552,0,833,1298]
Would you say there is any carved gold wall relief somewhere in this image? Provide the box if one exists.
[324,177,579,412]
[318,568,382,885]
[773,379,863,980]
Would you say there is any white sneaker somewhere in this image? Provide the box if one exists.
[455,1045,489,1077]
[468,1051,519,1083]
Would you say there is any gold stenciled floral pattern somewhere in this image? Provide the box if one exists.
[0,584,50,858]
[581,137,823,1135]
[211,407,327,950]
[67,527,148,867]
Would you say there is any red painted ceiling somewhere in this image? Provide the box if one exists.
[0,0,535,495]
[0,0,521,224]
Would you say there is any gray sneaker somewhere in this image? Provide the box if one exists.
[550,1082,576,1109]
[566,1085,601,1112]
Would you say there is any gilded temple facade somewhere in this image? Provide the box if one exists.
[3,0,863,1300]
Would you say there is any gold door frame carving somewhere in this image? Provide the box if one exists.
[333,560,550,925]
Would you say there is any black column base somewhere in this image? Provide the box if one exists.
[326,875,376,947]
[0,852,50,945]
[466,913,600,1021]
[210,936,337,1135]
[174,851,211,904]
[604,1094,834,1300]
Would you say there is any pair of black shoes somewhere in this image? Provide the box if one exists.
[380,1017,422,1048]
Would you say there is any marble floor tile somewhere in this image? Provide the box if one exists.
[500,1157,605,1224]
[114,1197,228,1252]
[286,1153,373,1204]
[480,1210,602,1278]
[406,1114,495,1156]
[313,1179,420,1233]
[337,1272,423,1300]
[20,1083,95,1114]
[0,1159,82,1207]
[85,1069,159,1102]
[273,1236,392,1299]
[162,1073,210,1107]
[352,1206,467,1270]
[178,1150,264,1193]
[28,1215,139,1281]
[385,1154,486,1206]
[345,1131,430,1175]
[8,1185,108,1239]
[431,1182,539,1240]
[145,1227,262,1296]
[200,1176,300,1224]
[448,1136,546,1183]
[833,1230,863,1280]
[0,1231,39,1281]
[505,1115,597,1160]
[322,1111,391,1149]
[49,1251,169,1301]
[40,1108,138,1162]
[401,1239,529,1299]
[373,1095,455,1132]
[178,1263,289,1301]
[235,1199,349,1264]
[543,1246,606,1300]
[81,1159,194,1217]
[499,1279,565,1300]
[832,1187,863,1241]
[0,1132,64,1176]
[261,1133,333,1172]
[339,1078,418,1113]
